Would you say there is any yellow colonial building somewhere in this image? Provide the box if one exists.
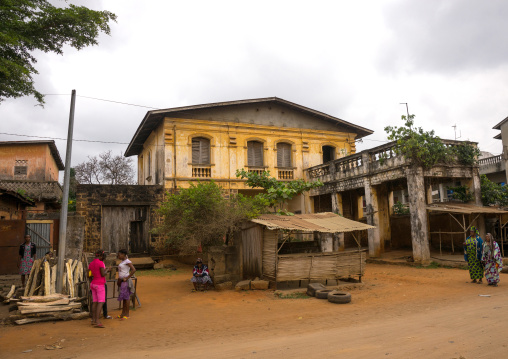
[125,98,372,213]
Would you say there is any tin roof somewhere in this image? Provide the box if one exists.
[426,202,508,214]
[251,212,375,233]
[125,97,373,157]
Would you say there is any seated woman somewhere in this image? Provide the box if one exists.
[191,258,212,292]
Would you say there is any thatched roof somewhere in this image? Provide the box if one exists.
[251,212,375,233]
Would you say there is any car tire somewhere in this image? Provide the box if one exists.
[327,291,351,304]
[315,289,335,299]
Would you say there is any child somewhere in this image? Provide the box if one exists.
[117,249,136,319]
[89,249,111,328]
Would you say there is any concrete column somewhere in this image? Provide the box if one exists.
[406,167,430,265]
[364,180,381,257]
[377,185,391,251]
[438,183,446,202]
[331,192,345,251]
[319,233,333,252]
[471,167,486,238]
[388,190,394,215]
[426,182,433,204]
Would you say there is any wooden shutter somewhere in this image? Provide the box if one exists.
[248,141,263,166]
[277,143,291,167]
[192,137,210,164]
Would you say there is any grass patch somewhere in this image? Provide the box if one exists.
[275,292,310,299]
[415,261,467,270]
[136,268,183,277]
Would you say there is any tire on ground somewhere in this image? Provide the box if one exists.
[315,289,335,299]
[306,283,326,297]
[327,291,351,304]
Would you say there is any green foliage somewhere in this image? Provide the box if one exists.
[236,169,323,210]
[68,168,77,211]
[447,184,474,203]
[385,115,451,169]
[16,188,33,202]
[275,291,310,299]
[154,181,266,253]
[480,174,508,206]
[0,0,117,104]
[455,142,481,166]
[392,201,409,215]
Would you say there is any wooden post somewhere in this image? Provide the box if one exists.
[439,231,442,256]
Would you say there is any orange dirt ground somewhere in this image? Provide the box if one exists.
[0,262,506,359]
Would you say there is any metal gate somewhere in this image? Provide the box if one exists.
[0,220,26,274]
[26,222,52,259]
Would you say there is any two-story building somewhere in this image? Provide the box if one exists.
[125,97,373,214]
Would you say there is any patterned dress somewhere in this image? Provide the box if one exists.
[464,235,484,280]
[481,241,503,285]
[19,243,34,275]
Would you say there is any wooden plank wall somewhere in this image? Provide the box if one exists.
[262,228,277,280]
[242,225,263,278]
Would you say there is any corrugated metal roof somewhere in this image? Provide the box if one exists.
[427,202,508,214]
[124,97,374,157]
[251,212,375,233]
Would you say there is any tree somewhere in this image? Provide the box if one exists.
[0,0,116,104]
[75,150,135,185]
[235,169,323,214]
[154,181,265,253]
[384,115,480,169]
[480,174,508,207]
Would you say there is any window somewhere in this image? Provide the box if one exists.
[14,166,27,175]
[247,141,263,167]
[322,146,335,163]
[192,137,211,164]
[276,142,291,167]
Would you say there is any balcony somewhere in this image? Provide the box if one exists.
[277,169,294,180]
[192,166,211,178]
[479,154,505,176]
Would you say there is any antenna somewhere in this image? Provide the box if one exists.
[452,124,462,140]
[399,103,410,119]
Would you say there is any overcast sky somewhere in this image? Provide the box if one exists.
[2,0,508,173]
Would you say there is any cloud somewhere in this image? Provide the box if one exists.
[379,0,508,74]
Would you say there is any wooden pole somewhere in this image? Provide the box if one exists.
[439,231,442,256]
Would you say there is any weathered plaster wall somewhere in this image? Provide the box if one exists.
[0,143,59,181]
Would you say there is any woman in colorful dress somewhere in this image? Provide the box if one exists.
[191,258,212,292]
[464,226,484,284]
[18,234,36,287]
[481,233,503,287]
[117,249,136,319]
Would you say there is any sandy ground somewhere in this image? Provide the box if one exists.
[0,262,507,359]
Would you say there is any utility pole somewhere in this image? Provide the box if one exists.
[56,90,76,294]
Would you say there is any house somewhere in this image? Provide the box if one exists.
[124,97,373,214]
[478,118,508,185]
[0,140,64,212]
[304,139,503,265]
[0,140,65,267]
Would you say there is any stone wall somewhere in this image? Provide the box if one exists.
[76,184,165,253]
[65,213,85,260]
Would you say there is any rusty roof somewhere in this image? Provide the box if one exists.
[125,97,373,157]
[426,202,508,214]
[251,212,375,233]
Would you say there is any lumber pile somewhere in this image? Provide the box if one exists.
[8,294,89,325]
[23,258,84,297]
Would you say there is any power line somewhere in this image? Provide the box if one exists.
[42,93,160,109]
[0,132,130,145]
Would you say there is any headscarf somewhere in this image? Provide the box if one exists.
[469,226,479,237]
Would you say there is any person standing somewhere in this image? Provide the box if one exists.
[18,234,36,287]
[464,226,484,284]
[89,249,111,328]
[117,249,136,319]
[482,233,503,287]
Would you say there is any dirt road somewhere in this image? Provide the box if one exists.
[0,263,506,359]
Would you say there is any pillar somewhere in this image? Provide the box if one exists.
[318,233,333,252]
[438,183,446,202]
[426,182,433,204]
[377,185,391,251]
[388,190,395,215]
[331,192,345,251]
[364,180,381,257]
[406,167,430,265]
[470,167,486,238]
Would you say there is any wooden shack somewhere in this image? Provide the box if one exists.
[241,212,374,286]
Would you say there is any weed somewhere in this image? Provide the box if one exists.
[136,268,183,277]
[275,292,310,299]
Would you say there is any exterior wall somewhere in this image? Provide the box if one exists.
[136,117,355,213]
[76,184,165,253]
[0,143,59,181]
[0,196,27,220]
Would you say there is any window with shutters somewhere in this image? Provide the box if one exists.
[247,141,264,167]
[322,146,335,163]
[276,142,292,167]
[192,137,211,164]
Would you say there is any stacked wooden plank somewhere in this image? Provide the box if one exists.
[23,258,84,297]
[9,294,89,325]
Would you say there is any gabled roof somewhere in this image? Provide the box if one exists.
[0,140,64,170]
[125,97,373,157]
[493,116,508,130]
